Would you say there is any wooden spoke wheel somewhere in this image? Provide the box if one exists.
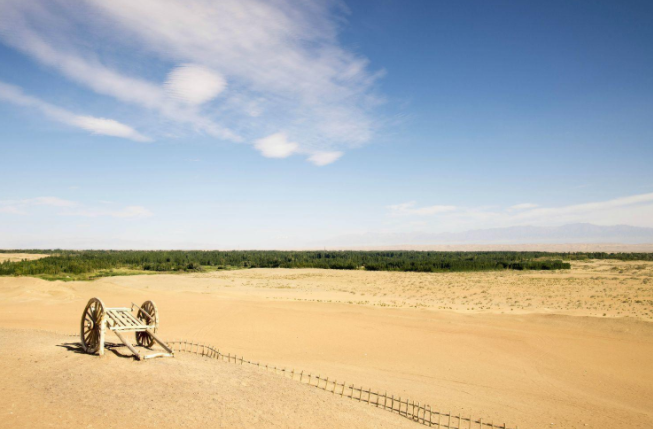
[135,300,159,348]
[80,297,105,354]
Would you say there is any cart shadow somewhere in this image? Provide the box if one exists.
[57,341,151,359]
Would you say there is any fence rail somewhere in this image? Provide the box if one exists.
[167,340,517,429]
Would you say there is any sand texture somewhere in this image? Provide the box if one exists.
[0,253,49,263]
[1,260,653,428]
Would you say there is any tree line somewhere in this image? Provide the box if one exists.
[1,249,651,278]
[0,250,580,276]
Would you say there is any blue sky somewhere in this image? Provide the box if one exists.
[1,0,652,249]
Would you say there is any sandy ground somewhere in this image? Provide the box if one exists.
[1,260,653,428]
[0,253,49,263]
[0,329,415,429]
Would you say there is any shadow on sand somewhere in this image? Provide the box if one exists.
[57,341,147,359]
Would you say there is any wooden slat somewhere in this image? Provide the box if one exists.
[116,310,138,327]
[109,326,145,332]
[106,311,121,327]
[123,311,146,327]
[143,352,174,359]
[107,310,129,327]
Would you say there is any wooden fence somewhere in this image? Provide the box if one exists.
[167,340,517,429]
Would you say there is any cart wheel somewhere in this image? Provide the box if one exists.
[81,297,105,354]
[135,300,159,348]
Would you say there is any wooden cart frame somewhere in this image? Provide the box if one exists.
[80,297,174,360]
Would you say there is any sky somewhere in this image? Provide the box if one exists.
[0,0,652,249]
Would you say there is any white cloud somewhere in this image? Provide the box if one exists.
[0,81,151,142]
[0,0,381,164]
[509,203,538,210]
[307,151,343,166]
[254,132,298,158]
[165,64,226,105]
[388,202,457,217]
[70,116,151,142]
[387,192,653,230]
[509,193,653,224]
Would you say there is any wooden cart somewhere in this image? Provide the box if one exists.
[80,297,174,360]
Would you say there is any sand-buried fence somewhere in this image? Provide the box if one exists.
[168,340,517,429]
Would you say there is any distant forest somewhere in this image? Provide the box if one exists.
[1,249,652,278]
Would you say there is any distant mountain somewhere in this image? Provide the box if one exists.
[316,224,653,247]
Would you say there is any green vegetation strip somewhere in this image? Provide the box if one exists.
[1,249,652,280]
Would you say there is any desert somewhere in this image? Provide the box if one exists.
[1,258,652,428]
[2,1,653,428]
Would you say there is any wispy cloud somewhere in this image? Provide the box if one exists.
[0,0,382,164]
[509,203,538,210]
[388,202,457,217]
[60,206,153,219]
[0,196,77,215]
[387,192,653,230]
[0,197,152,219]
[0,81,151,142]
[307,151,343,166]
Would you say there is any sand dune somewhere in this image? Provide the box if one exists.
[1,261,652,428]
[0,253,49,263]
